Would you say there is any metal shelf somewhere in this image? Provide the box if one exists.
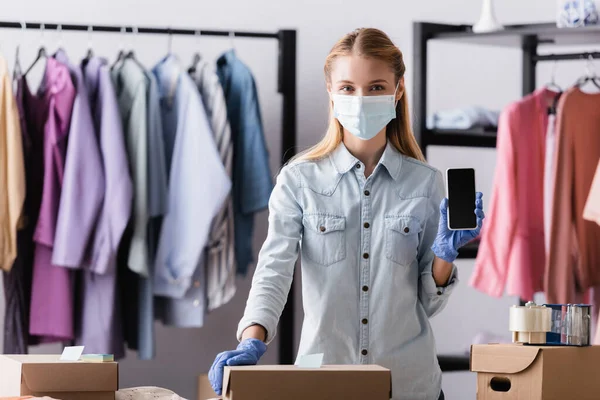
[425,129,497,149]
[457,240,479,259]
[438,354,470,372]
[429,22,600,48]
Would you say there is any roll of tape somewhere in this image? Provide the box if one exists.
[509,303,552,344]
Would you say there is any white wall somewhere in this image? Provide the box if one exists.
[0,1,597,399]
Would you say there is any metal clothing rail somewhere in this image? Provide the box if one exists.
[533,51,600,62]
[0,19,297,366]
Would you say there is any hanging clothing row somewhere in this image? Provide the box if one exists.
[470,57,600,340]
[0,38,274,360]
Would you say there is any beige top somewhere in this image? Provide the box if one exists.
[546,88,600,303]
[0,56,25,272]
[584,159,600,226]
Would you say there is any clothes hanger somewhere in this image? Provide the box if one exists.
[111,26,128,69]
[82,26,94,66]
[24,23,48,76]
[545,60,562,92]
[574,55,600,91]
[126,26,138,59]
[53,24,65,55]
[229,31,236,51]
[167,28,173,56]
[188,29,202,73]
[13,21,26,79]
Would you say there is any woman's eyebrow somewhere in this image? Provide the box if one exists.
[369,79,388,84]
[336,79,354,84]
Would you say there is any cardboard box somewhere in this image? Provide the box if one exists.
[471,344,600,400]
[0,355,118,400]
[219,364,391,400]
[198,374,218,400]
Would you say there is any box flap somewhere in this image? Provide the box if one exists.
[0,355,24,396]
[470,344,540,374]
[18,356,118,393]
[223,365,391,400]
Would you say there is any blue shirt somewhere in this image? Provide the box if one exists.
[216,50,273,275]
[152,56,231,303]
[238,142,457,400]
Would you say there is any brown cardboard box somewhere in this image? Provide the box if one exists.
[0,355,118,400]
[218,364,391,400]
[471,344,600,400]
[198,374,218,400]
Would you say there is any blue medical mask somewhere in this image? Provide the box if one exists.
[331,84,400,141]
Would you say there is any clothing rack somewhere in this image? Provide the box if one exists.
[413,21,600,372]
[0,20,297,366]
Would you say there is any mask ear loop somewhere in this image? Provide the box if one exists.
[394,80,402,107]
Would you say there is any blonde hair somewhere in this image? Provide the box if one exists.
[294,28,425,163]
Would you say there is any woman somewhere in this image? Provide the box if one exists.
[209,28,484,400]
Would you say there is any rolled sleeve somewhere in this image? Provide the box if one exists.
[236,165,302,343]
[418,169,457,318]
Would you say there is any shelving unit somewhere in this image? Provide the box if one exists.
[413,20,600,372]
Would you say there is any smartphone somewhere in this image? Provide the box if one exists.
[446,168,477,230]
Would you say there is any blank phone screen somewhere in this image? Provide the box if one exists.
[447,168,476,230]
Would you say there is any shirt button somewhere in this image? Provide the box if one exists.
[194,281,201,288]
[437,290,443,295]
[355,163,361,169]
[363,253,369,259]
[364,190,370,196]
[361,349,368,356]
[404,227,410,233]
[193,299,200,307]
[364,222,370,229]
[319,226,326,232]
[362,285,369,292]
[362,318,368,325]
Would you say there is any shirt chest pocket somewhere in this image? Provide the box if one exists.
[384,216,422,266]
[301,214,346,266]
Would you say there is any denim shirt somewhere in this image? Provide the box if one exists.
[238,142,457,400]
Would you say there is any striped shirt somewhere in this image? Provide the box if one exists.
[190,60,236,311]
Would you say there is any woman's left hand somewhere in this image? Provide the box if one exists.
[431,192,485,263]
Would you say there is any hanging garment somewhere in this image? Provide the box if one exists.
[583,159,600,226]
[138,64,167,360]
[471,88,559,300]
[546,88,600,303]
[190,59,236,311]
[76,56,133,359]
[216,50,273,275]
[1,58,29,354]
[0,56,25,272]
[543,113,557,253]
[51,50,104,269]
[28,57,76,341]
[111,58,150,277]
[111,57,153,359]
[152,56,230,328]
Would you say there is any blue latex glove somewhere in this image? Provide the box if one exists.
[431,192,485,263]
[208,338,267,395]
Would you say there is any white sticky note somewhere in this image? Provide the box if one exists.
[295,353,324,369]
[60,346,85,361]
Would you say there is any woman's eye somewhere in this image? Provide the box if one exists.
[370,85,384,91]
[340,86,353,92]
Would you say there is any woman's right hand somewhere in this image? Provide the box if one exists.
[208,338,267,395]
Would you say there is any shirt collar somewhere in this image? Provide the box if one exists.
[330,141,403,181]
[82,56,103,96]
[153,55,181,105]
[217,49,236,67]
[379,142,403,182]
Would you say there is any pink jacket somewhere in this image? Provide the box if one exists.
[471,88,558,300]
